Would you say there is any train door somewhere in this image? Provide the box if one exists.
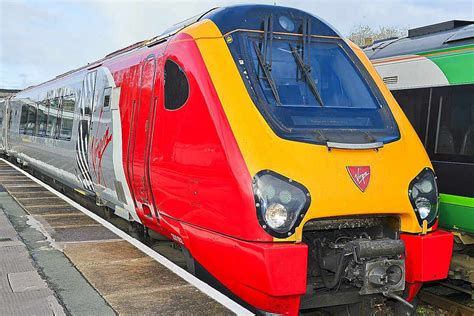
[3,99,11,152]
[89,69,114,189]
[129,54,159,220]
[0,100,4,151]
[76,71,97,192]
[0,99,9,153]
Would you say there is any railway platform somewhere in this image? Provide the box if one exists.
[0,159,248,315]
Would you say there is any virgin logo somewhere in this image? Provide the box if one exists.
[347,166,371,192]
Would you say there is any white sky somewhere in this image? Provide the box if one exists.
[1,0,473,89]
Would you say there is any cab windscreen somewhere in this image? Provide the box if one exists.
[226,27,400,146]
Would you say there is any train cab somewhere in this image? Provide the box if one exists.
[164,6,454,314]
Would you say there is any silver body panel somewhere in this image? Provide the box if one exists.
[0,67,138,222]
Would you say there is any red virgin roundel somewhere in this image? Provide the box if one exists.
[347,166,371,192]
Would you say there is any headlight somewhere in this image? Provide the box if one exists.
[253,170,311,238]
[408,168,439,227]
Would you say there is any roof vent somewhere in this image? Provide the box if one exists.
[105,40,148,59]
[445,24,474,43]
[383,76,398,85]
[372,37,399,45]
[408,20,473,38]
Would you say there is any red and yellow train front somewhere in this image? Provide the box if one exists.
[146,5,454,315]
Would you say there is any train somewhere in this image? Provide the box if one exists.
[0,5,454,315]
[364,20,473,292]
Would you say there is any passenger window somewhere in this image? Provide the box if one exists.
[103,87,111,108]
[19,102,28,134]
[56,97,63,136]
[47,97,60,138]
[392,88,430,144]
[164,59,189,110]
[37,100,49,136]
[25,100,37,135]
[434,85,474,158]
[60,94,75,140]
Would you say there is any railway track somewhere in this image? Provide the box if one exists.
[418,282,474,316]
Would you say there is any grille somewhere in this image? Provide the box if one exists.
[383,76,398,85]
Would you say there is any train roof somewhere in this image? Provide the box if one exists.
[65,4,338,75]
[364,20,474,60]
[201,4,338,37]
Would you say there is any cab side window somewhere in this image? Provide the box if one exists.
[164,59,189,110]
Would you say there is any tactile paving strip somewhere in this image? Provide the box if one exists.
[0,210,65,316]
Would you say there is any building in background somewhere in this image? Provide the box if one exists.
[0,89,21,99]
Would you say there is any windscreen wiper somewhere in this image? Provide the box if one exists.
[263,15,274,69]
[253,38,281,104]
[363,131,376,143]
[290,43,324,107]
[302,17,311,66]
[253,16,280,104]
[314,129,329,142]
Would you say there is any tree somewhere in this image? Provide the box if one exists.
[347,24,408,47]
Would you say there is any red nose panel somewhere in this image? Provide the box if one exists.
[347,166,371,192]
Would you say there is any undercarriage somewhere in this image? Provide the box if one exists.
[302,216,414,315]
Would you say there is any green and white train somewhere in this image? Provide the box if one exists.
[365,20,473,287]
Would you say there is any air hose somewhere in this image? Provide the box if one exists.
[316,240,347,289]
